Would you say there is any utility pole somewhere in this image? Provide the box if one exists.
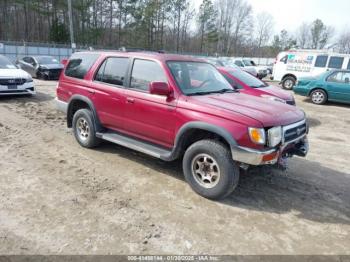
[67,0,76,52]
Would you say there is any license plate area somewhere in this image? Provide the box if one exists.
[7,85,17,90]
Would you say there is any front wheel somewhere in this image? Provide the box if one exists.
[282,76,296,90]
[310,89,327,105]
[183,140,239,200]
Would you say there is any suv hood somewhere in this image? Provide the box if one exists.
[189,93,304,127]
[0,68,31,78]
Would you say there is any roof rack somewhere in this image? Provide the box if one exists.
[118,46,166,54]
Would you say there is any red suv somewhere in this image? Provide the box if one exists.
[56,51,309,200]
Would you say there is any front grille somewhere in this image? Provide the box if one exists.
[283,121,307,144]
[48,69,62,78]
[0,78,26,85]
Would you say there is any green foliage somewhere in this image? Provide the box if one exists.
[50,20,69,43]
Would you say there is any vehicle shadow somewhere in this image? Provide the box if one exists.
[96,142,350,226]
[0,91,54,103]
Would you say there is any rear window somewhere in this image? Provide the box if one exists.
[328,57,344,69]
[65,53,100,79]
[315,55,328,68]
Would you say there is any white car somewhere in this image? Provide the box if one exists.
[233,59,268,79]
[0,55,35,96]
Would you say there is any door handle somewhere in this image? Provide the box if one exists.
[88,89,95,94]
[126,97,135,104]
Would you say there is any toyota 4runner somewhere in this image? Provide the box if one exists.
[56,51,309,200]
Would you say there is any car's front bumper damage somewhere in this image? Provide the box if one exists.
[231,135,309,168]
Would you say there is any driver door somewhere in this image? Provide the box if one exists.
[122,59,177,148]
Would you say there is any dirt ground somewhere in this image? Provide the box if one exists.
[0,79,349,255]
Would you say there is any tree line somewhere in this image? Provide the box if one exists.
[0,0,349,57]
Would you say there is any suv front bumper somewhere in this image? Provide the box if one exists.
[231,136,308,166]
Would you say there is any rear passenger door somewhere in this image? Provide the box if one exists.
[122,59,177,148]
[91,57,129,130]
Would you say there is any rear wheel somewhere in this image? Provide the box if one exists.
[72,109,101,148]
[282,76,296,90]
[183,140,239,200]
[310,89,327,105]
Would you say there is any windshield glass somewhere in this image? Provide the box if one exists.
[167,61,234,96]
[228,69,267,88]
[36,56,59,64]
[0,56,16,69]
[243,59,254,66]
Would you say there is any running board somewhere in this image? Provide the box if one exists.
[96,132,172,159]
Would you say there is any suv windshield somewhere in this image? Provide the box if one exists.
[228,69,267,88]
[0,56,16,69]
[167,61,234,96]
[36,56,59,64]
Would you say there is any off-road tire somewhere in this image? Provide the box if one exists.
[183,139,239,200]
[72,109,101,148]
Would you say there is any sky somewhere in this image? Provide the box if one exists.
[192,0,350,35]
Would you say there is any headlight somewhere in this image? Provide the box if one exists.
[268,126,282,147]
[248,127,266,145]
[261,95,286,104]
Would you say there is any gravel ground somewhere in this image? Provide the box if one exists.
[0,79,349,255]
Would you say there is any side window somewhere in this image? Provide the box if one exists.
[315,55,328,68]
[328,72,344,83]
[344,72,350,84]
[95,57,129,86]
[65,53,100,79]
[347,60,350,70]
[328,56,344,69]
[130,59,167,91]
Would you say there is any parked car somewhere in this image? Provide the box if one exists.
[0,55,35,96]
[17,55,64,80]
[221,59,259,77]
[218,67,296,105]
[203,57,226,67]
[56,51,309,200]
[233,59,268,79]
[273,49,350,90]
[294,70,350,105]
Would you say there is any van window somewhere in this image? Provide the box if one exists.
[65,53,100,79]
[314,55,328,68]
[130,59,167,91]
[95,57,129,86]
[328,57,344,69]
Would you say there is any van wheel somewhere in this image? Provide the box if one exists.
[282,76,296,90]
[310,89,327,105]
[183,140,239,200]
[72,109,101,148]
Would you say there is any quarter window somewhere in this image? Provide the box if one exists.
[65,53,100,79]
[95,57,129,86]
[328,56,344,69]
[314,55,328,68]
[130,59,167,91]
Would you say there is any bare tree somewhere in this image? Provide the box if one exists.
[296,22,311,49]
[255,12,274,52]
[338,30,350,54]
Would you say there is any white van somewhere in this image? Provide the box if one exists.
[272,50,350,89]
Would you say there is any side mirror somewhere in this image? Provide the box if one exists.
[61,59,68,66]
[149,82,172,96]
[345,77,349,84]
